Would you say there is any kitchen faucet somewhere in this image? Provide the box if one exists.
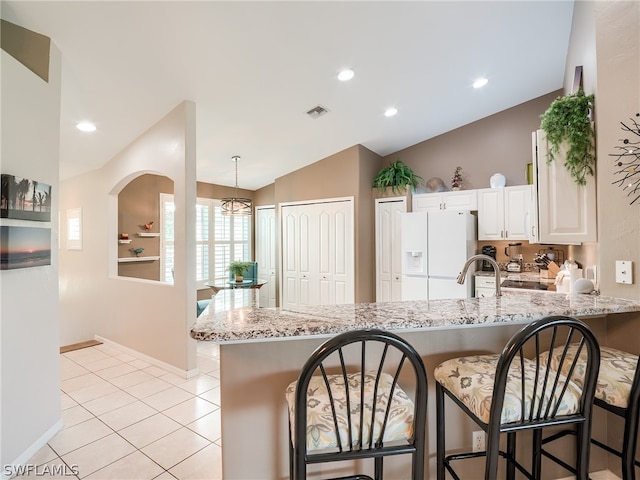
[457,254,502,297]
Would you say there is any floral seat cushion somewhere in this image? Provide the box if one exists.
[285,371,415,452]
[434,354,583,425]
[540,345,639,409]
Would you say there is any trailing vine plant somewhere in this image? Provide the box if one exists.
[540,88,595,186]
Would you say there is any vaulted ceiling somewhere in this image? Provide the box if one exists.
[2,1,574,190]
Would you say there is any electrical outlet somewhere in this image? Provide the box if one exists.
[472,430,486,452]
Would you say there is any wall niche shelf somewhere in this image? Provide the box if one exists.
[118,256,160,263]
[137,232,160,237]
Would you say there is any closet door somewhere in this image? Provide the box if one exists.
[281,199,354,307]
[375,198,406,302]
[255,206,276,307]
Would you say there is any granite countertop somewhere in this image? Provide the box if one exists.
[191,289,640,343]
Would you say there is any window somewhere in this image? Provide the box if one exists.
[160,194,251,286]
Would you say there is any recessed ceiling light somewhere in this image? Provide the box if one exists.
[473,77,489,89]
[76,121,96,132]
[337,69,355,82]
[384,108,398,117]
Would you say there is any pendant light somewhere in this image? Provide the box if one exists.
[221,155,252,216]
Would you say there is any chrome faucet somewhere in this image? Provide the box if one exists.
[457,254,502,297]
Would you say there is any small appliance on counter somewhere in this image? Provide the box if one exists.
[505,242,523,273]
[481,245,497,271]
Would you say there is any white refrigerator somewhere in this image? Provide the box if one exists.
[401,210,476,301]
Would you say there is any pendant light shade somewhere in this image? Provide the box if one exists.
[221,156,252,216]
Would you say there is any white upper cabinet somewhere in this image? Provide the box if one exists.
[532,130,597,244]
[477,185,533,241]
[413,190,477,212]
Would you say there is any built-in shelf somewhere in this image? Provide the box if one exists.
[137,232,160,237]
[118,239,132,244]
[117,256,160,263]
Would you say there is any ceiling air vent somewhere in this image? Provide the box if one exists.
[306,105,329,119]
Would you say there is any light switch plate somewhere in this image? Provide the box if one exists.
[615,260,633,284]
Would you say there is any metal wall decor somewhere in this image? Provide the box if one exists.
[611,113,640,204]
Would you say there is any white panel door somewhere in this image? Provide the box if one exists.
[255,206,276,307]
[375,198,406,302]
[281,199,354,307]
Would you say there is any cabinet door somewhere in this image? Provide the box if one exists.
[534,129,597,244]
[442,190,478,210]
[477,188,505,240]
[412,193,443,211]
[503,186,530,240]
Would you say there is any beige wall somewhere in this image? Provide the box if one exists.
[383,91,562,191]
[1,27,62,467]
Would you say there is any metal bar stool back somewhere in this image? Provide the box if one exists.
[540,344,640,479]
[285,329,428,480]
[435,315,600,480]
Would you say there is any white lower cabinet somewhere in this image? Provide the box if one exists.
[477,185,533,241]
[375,197,407,302]
[281,199,354,308]
[475,276,497,297]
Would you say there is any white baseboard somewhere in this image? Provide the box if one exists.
[555,470,621,480]
[3,419,63,480]
[94,335,199,379]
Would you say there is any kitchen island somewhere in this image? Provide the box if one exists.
[192,290,640,479]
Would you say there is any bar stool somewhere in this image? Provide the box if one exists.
[285,329,428,480]
[540,344,640,479]
[434,315,600,480]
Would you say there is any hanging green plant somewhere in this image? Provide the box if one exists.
[372,159,423,194]
[540,88,595,186]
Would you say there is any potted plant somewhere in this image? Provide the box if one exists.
[540,88,595,186]
[372,159,423,194]
[228,261,251,282]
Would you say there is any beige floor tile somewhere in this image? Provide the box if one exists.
[176,376,218,396]
[61,405,94,430]
[98,401,158,431]
[48,418,113,456]
[118,414,181,449]
[83,356,125,373]
[63,349,110,364]
[93,362,138,380]
[114,352,138,363]
[158,372,189,386]
[84,451,164,480]
[162,397,218,426]
[186,410,221,443]
[129,359,152,369]
[144,366,171,377]
[10,460,80,479]
[66,382,120,404]
[61,373,105,394]
[142,386,193,412]
[197,386,220,406]
[168,443,221,480]
[24,444,59,466]
[62,433,136,479]
[60,363,91,381]
[92,345,123,356]
[82,390,137,416]
[124,378,173,399]
[152,472,177,480]
[60,392,79,410]
[195,357,219,375]
[109,370,155,389]
[141,428,210,470]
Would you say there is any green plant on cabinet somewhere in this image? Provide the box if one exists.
[372,159,423,194]
[540,88,595,186]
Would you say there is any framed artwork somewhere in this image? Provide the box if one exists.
[0,226,51,270]
[0,174,52,221]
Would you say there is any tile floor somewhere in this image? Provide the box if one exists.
[16,342,222,479]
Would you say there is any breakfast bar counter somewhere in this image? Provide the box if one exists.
[191,291,640,479]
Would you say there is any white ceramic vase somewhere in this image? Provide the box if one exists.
[490,173,506,188]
